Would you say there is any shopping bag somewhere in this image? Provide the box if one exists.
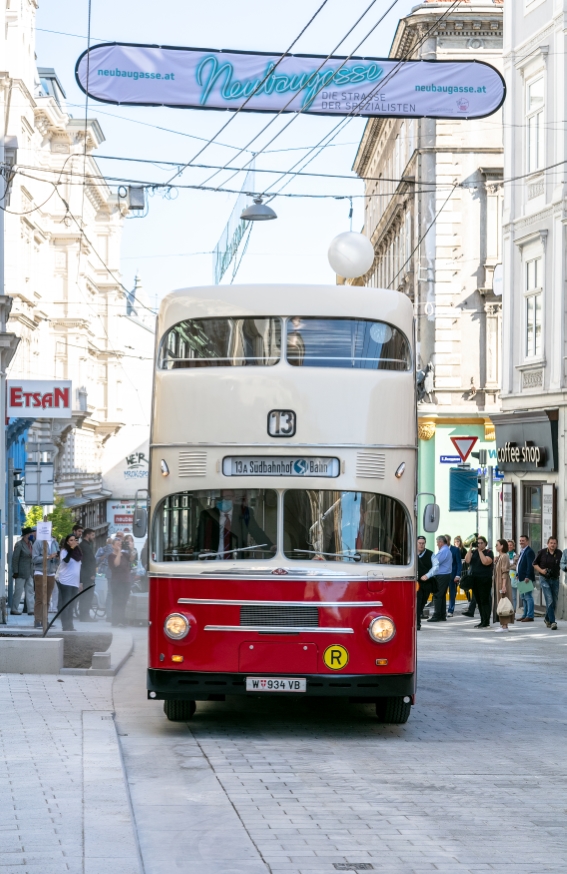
[497,596,514,616]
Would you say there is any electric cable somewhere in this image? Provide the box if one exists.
[191,0,401,192]
[162,0,333,184]
[261,0,463,201]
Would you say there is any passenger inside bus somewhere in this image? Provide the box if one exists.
[190,490,275,560]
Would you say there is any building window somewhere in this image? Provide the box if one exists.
[526,77,544,173]
[525,256,542,358]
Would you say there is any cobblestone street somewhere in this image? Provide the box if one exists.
[114,616,567,874]
[2,616,566,874]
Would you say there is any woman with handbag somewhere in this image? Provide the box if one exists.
[494,538,514,632]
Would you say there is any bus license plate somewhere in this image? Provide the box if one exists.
[246,677,306,692]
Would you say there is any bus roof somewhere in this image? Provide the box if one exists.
[158,284,414,337]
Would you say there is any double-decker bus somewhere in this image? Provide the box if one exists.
[145,284,430,724]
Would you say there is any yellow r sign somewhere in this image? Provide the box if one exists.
[323,645,349,670]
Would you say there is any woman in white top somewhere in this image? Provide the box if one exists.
[58,534,83,631]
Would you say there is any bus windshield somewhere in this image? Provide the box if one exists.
[155,488,277,561]
[286,318,411,370]
[160,317,281,369]
[283,489,410,564]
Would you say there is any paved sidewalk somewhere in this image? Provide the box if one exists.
[0,670,141,873]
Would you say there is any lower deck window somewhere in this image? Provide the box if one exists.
[283,490,410,564]
[154,489,277,561]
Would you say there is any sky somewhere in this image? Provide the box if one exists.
[36,0,418,305]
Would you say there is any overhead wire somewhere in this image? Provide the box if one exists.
[190,0,400,192]
[261,0,464,201]
[161,0,333,185]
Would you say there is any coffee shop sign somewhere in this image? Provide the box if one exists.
[497,442,546,466]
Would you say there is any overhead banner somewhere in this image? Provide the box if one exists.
[76,43,505,119]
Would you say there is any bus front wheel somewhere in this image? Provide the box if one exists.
[375,697,411,724]
[163,700,196,722]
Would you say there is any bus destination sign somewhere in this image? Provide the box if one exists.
[222,456,340,477]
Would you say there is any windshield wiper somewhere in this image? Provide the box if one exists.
[198,544,269,560]
[292,549,361,563]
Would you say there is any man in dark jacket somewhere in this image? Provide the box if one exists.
[516,534,536,623]
[533,536,562,629]
[79,529,97,622]
[416,536,433,630]
[194,491,273,558]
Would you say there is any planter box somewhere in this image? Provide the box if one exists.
[0,637,64,673]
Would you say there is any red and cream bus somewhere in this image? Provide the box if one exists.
[145,284,433,724]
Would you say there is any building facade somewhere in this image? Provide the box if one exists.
[495,0,567,617]
[351,0,504,545]
[1,1,154,548]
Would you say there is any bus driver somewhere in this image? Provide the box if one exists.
[194,489,274,560]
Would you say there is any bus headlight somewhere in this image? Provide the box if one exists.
[164,613,190,640]
[368,616,396,643]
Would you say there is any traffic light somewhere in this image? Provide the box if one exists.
[471,449,487,465]
[477,475,486,502]
[13,470,24,497]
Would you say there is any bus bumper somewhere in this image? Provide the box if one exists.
[147,668,416,702]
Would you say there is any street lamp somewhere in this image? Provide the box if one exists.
[240,196,277,222]
[328,231,374,279]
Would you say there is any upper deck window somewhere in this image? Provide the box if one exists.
[160,317,281,369]
[286,318,411,370]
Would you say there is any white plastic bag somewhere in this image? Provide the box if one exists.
[497,596,514,616]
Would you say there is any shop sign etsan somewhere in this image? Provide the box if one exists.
[6,379,72,418]
[497,442,546,467]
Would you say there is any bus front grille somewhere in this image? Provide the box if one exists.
[240,605,319,627]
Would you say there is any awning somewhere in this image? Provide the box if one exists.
[63,496,90,508]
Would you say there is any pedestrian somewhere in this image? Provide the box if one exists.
[57,534,83,632]
[79,529,97,623]
[533,537,562,630]
[416,536,433,630]
[11,527,35,616]
[109,537,133,627]
[516,534,536,623]
[123,534,138,564]
[494,538,513,632]
[464,536,494,628]
[421,535,453,623]
[445,535,462,617]
[31,532,60,629]
[507,539,520,614]
[96,538,114,616]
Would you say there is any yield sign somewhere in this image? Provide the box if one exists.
[450,436,478,463]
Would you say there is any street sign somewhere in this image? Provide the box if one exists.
[439,455,462,464]
[450,436,478,463]
[24,463,54,505]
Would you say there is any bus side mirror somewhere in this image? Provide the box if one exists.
[133,507,147,538]
[423,503,440,533]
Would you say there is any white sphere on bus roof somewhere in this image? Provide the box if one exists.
[328,231,375,279]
